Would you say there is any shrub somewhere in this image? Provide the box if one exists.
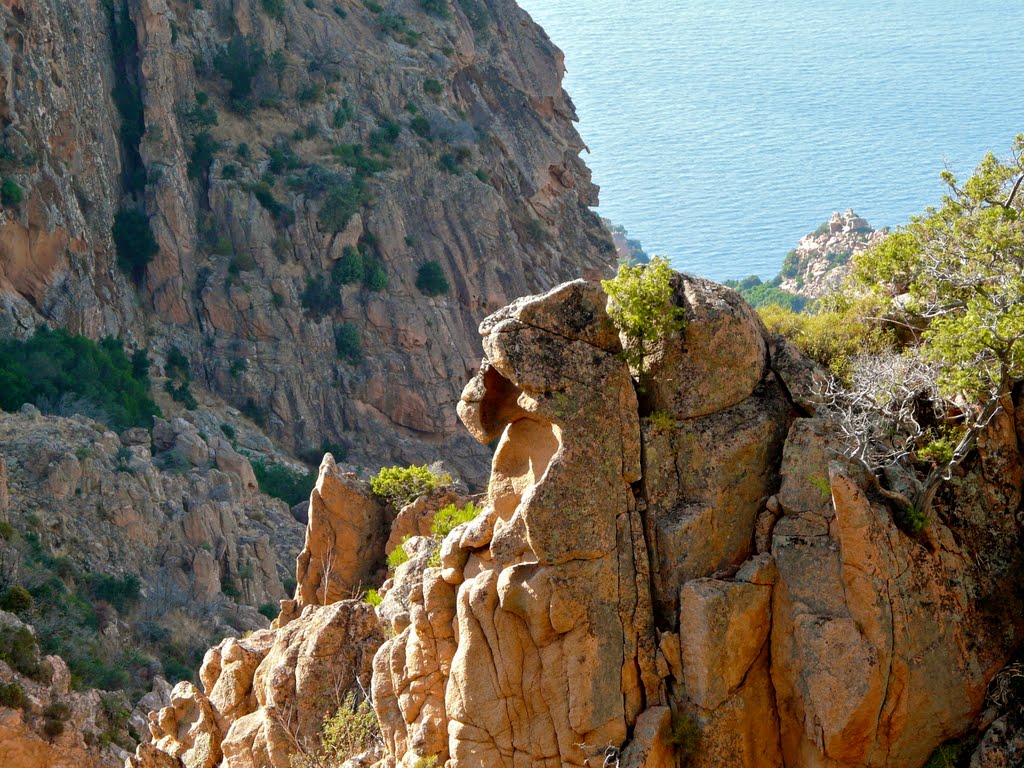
[257,603,278,621]
[113,207,160,283]
[331,143,388,175]
[386,537,411,569]
[0,624,39,678]
[438,147,470,174]
[87,573,141,613]
[220,422,236,440]
[333,99,354,128]
[423,78,443,97]
[430,502,480,538]
[415,261,449,296]
[251,459,315,506]
[420,0,448,17]
[213,34,265,105]
[0,521,13,540]
[188,131,221,182]
[409,114,431,139]
[456,0,490,30]
[319,180,367,234]
[1,178,23,206]
[301,275,340,319]
[757,294,893,381]
[334,323,362,363]
[0,586,33,615]
[364,588,383,607]
[370,465,452,508]
[0,328,159,430]
[0,681,25,709]
[251,183,289,222]
[333,246,364,285]
[601,256,687,377]
[362,254,388,291]
[666,713,700,761]
[260,0,285,19]
[316,693,381,763]
[368,119,401,156]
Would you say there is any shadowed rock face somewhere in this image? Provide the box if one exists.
[0,0,615,486]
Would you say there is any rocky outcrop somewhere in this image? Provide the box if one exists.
[778,209,887,298]
[0,405,304,680]
[372,275,1024,768]
[128,274,1024,768]
[278,454,385,625]
[0,611,135,768]
[0,0,616,485]
[128,447,387,768]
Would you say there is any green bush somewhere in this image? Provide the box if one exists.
[420,0,448,17]
[331,143,388,175]
[0,521,14,540]
[362,253,388,291]
[1,178,23,206]
[0,624,40,678]
[601,256,687,377]
[430,502,480,538]
[409,114,431,139]
[386,537,411,569]
[757,294,894,381]
[0,328,159,430]
[438,147,470,174]
[368,119,401,156]
[188,130,221,180]
[257,603,278,621]
[319,180,367,234]
[334,323,362,363]
[364,588,383,607]
[213,34,265,108]
[415,261,449,296]
[251,459,316,506]
[87,573,141,613]
[0,586,33,615]
[423,78,443,97]
[370,465,452,508]
[333,246,364,285]
[456,0,490,30]
[301,275,340,319]
[113,207,160,283]
[260,0,285,19]
[0,681,25,709]
[723,275,808,312]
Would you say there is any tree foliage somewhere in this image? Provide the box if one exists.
[826,136,1024,520]
[370,465,452,508]
[601,256,686,375]
[0,328,159,431]
[113,207,159,283]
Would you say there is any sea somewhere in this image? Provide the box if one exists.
[515,0,1024,281]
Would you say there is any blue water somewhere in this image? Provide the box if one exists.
[516,0,1024,281]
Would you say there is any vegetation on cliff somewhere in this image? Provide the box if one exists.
[0,329,159,431]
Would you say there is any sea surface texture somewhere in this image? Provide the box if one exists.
[516,0,1024,280]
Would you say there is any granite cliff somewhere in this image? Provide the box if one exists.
[0,0,614,485]
[128,276,1024,768]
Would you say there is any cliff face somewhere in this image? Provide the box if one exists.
[0,0,614,484]
[129,276,1024,768]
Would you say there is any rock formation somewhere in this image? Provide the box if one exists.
[372,276,1023,767]
[0,0,616,484]
[0,405,304,683]
[778,209,887,298]
[0,611,136,768]
[128,275,1024,768]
